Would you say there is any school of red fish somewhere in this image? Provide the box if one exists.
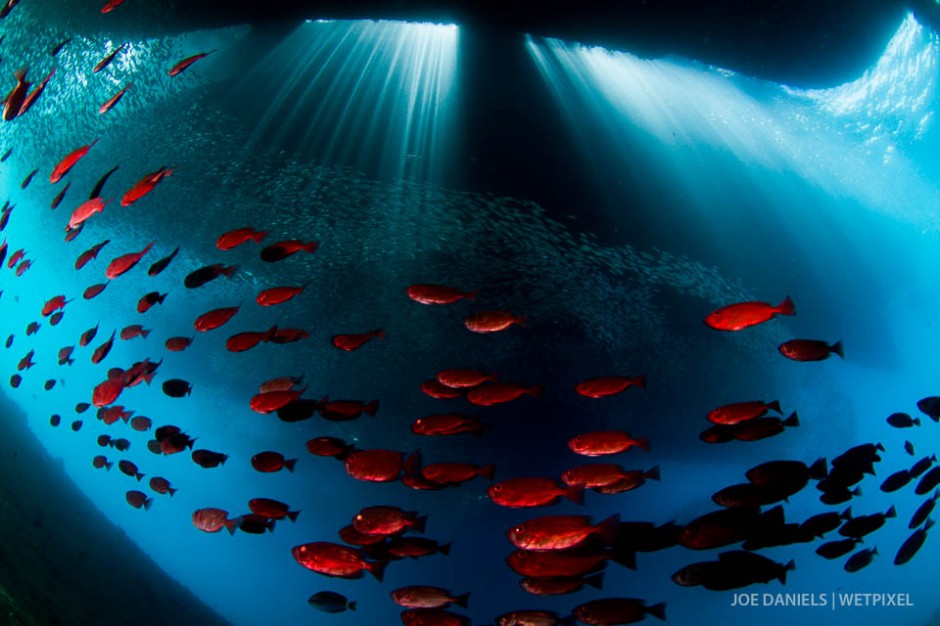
[0,2,937,625]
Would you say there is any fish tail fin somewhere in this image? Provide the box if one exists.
[374,328,386,340]
[516,313,526,326]
[780,560,795,584]
[364,400,379,417]
[647,602,667,622]
[302,241,318,253]
[263,325,279,342]
[598,513,621,544]
[767,399,782,415]
[403,450,422,476]
[636,437,650,452]
[157,293,166,304]
[585,572,605,589]
[284,458,297,473]
[634,374,647,391]
[253,230,269,243]
[366,559,386,582]
[223,264,238,278]
[808,456,827,479]
[287,510,300,522]
[565,483,585,505]
[872,546,879,556]
[842,506,853,520]
[105,461,112,471]
[528,385,544,399]
[612,547,637,570]
[886,505,897,519]
[347,601,357,612]
[453,592,470,609]
[67,358,74,365]
[778,295,796,316]
[783,411,800,427]
[13,65,26,82]
[914,418,921,426]
[143,497,153,511]
[168,488,178,497]
[925,518,936,531]
[412,515,428,534]
[140,328,150,338]
[480,463,496,480]
[220,455,228,466]
[225,518,240,536]
[831,340,844,358]
[437,542,451,556]
[140,241,154,256]
[645,465,661,481]
[136,472,144,482]
[465,290,478,300]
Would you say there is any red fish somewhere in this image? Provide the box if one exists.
[260,239,318,262]
[92,455,112,470]
[50,312,64,327]
[466,382,542,406]
[778,339,843,362]
[291,542,386,580]
[562,465,660,491]
[707,400,781,426]
[41,295,70,317]
[391,587,470,610]
[339,524,387,546]
[495,609,573,624]
[106,242,153,279]
[259,375,303,393]
[488,477,584,508]
[705,296,795,331]
[192,508,239,534]
[83,283,108,300]
[121,167,173,207]
[507,514,621,551]
[184,263,237,288]
[192,449,228,468]
[256,283,307,306]
[411,413,487,436]
[406,284,476,305]
[64,225,83,242]
[194,305,240,332]
[318,397,378,421]
[93,43,125,72]
[331,329,385,351]
[249,498,299,522]
[92,378,124,407]
[422,462,495,486]
[80,323,99,347]
[464,310,524,333]
[270,328,309,343]
[119,460,144,481]
[75,239,109,270]
[435,369,497,389]
[9,374,20,388]
[91,331,116,364]
[226,326,277,352]
[165,336,193,352]
[147,246,178,276]
[100,0,126,13]
[14,259,31,277]
[0,204,11,230]
[251,451,296,473]
[51,182,70,209]
[344,449,408,482]
[17,350,34,370]
[249,388,306,414]
[130,416,152,432]
[421,379,465,399]
[572,599,666,625]
[99,82,131,114]
[400,609,468,626]
[306,437,355,459]
[3,66,29,121]
[353,506,426,536]
[51,139,98,183]
[20,168,37,189]
[17,67,55,117]
[136,291,166,313]
[126,490,152,510]
[217,226,268,250]
[567,431,649,456]
[119,324,150,340]
[506,546,633,578]
[25,321,40,336]
[57,346,75,366]
[575,375,646,398]
[168,50,216,77]
[6,248,24,268]
[149,477,177,496]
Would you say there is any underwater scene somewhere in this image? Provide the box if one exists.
[1,1,940,625]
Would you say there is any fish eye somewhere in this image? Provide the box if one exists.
[517,550,528,559]
[355,514,362,521]
[513,525,525,534]
[492,484,502,491]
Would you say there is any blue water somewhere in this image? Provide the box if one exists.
[1,3,940,625]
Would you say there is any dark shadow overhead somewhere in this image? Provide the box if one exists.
[82,0,940,87]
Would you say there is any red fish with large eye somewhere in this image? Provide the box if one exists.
[270,328,309,343]
[561,464,660,491]
[421,379,465,399]
[778,339,843,362]
[125,490,151,510]
[464,310,524,333]
[92,377,124,407]
[51,139,98,183]
[318,397,378,421]
[169,51,216,77]
[226,326,278,352]
[421,462,495,486]
[106,242,153,279]
[575,375,646,399]
[249,498,299,522]
[466,382,542,406]
[18,67,55,117]
[435,369,498,389]
[353,505,426,536]
[260,239,318,262]
[344,449,408,482]
[406,283,476,305]
[506,547,634,579]
[165,336,193,352]
[149,477,177,496]
[705,296,795,331]
[68,197,111,230]
[573,598,666,625]
[121,166,173,206]
[75,239,109,270]
[507,514,621,551]
[400,608,469,626]
[216,226,268,250]
[256,283,307,306]
[41,295,69,317]
[292,542,386,580]
[251,451,296,473]
[194,305,240,332]
[707,400,781,425]
[100,0,126,13]
[306,437,355,459]
[391,586,470,610]
[331,329,384,351]
[99,82,131,115]
[17,350,34,371]
[137,291,166,313]
[488,477,584,508]
[567,431,649,457]
[192,508,239,534]
[259,375,303,393]
[249,388,306,414]
[411,413,486,436]
[3,66,30,122]
[91,331,116,364]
